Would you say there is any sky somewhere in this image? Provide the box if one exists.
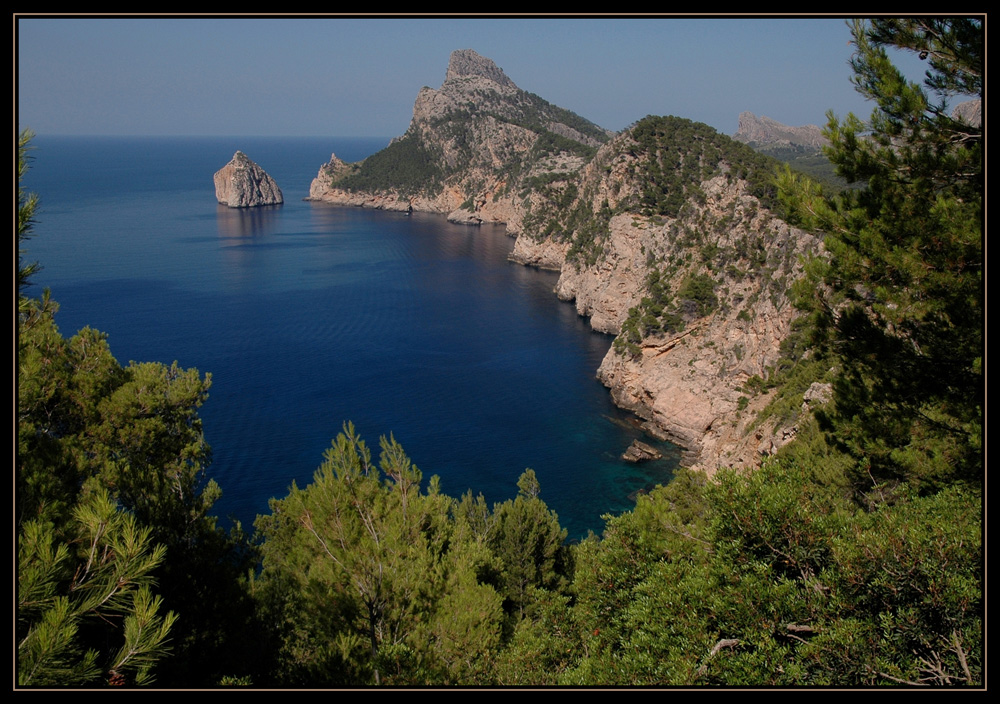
[16,16,932,139]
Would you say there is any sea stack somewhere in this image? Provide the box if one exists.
[213,151,283,207]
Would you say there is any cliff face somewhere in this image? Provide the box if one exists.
[512,119,823,472]
[214,151,283,207]
[590,175,820,472]
[309,51,826,474]
[308,153,354,200]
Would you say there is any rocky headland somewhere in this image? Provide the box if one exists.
[307,49,830,476]
[214,151,283,208]
[308,49,611,230]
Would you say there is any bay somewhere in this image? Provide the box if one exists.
[21,135,680,539]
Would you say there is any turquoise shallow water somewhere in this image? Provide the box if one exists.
[22,135,680,538]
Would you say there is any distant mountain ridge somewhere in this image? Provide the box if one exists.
[732,111,828,149]
[731,112,846,191]
[308,50,824,473]
[732,102,980,191]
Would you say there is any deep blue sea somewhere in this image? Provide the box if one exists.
[21,135,680,539]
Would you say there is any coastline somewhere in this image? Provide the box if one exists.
[307,174,821,476]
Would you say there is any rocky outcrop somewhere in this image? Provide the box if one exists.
[447,209,483,225]
[508,236,570,271]
[802,381,833,409]
[622,440,663,463]
[445,48,518,89]
[733,112,828,149]
[308,153,354,200]
[511,119,824,473]
[214,151,283,207]
[952,98,982,127]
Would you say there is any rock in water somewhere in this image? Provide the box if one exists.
[214,151,283,207]
[622,439,663,463]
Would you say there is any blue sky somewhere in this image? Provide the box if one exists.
[17,16,929,139]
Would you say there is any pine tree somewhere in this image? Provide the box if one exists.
[779,18,983,493]
[254,424,503,685]
[17,490,178,687]
[16,137,255,686]
[18,129,40,299]
[488,469,571,621]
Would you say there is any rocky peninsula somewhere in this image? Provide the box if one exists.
[308,49,828,476]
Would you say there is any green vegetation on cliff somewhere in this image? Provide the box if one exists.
[432,87,608,150]
[513,89,611,145]
[523,114,794,295]
[335,133,446,197]
[748,143,848,193]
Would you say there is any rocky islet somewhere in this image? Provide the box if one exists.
[214,151,283,208]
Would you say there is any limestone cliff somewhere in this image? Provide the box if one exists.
[308,51,828,475]
[214,151,283,208]
[589,176,821,473]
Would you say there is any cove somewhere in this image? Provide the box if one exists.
[22,135,680,539]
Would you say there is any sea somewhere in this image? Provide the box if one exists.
[20,135,681,539]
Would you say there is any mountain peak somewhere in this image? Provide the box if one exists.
[445,49,517,89]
